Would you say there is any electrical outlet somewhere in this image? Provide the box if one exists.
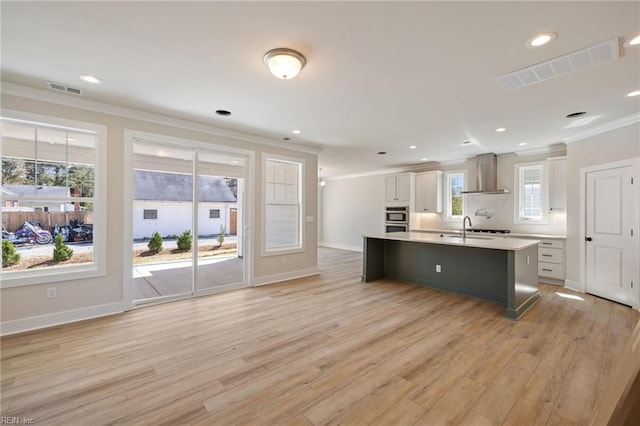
[47,287,57,299]
[436,264,441,273]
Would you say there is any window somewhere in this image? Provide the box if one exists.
[263,155,303,254]
[209,209,220,219]
[143,209,158,220]
[515,162,548,223]
[444,171,465,221]
[1,113,106,287]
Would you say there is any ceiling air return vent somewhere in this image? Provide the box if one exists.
[47,81,83,95]
[497,38,619,90]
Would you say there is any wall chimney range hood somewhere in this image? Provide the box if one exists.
[461,153,510,195]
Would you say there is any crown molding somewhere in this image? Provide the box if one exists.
[1,82,322,155]
[561,112,640,144]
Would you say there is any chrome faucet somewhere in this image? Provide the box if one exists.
[462,215,472,239]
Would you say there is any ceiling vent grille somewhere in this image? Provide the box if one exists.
[497,38,619,90]
[47,81,83,95]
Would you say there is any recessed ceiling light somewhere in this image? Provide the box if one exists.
[215,110,231,116]
[626,90,640,97]
[495,127,507,133]
[409,145,417,150]
[232,160,239,164]
[421,158,428,161]
[623,35,640,47]
[527,32,557,48]
[519,142,528,146]
[566,111,586,118]
[291,129,302,134]
[78,74,102,84]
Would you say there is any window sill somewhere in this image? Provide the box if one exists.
[1,264,104,288]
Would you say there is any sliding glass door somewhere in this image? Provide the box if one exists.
[131,140,246,305]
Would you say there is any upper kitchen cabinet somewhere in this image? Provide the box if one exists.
[549,157,567,212]
[385,173,414,205]
[415,171,443,213]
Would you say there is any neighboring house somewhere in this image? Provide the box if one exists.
[133,170,237,239]
[1,184,73,212]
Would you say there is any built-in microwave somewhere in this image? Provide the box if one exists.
[385,223,408,233]
[385,206,409,223]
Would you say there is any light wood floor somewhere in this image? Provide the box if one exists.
[1,248,638,425]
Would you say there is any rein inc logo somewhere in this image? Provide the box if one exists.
[1,418,35,425]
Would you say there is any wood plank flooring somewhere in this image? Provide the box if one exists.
[1,247,638,425]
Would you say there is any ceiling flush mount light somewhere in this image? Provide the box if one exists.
[527,32,557,48]
[495,127,506,133]
[78,74,102,84]
[626,90,640,97]
[623,35,640,47]
[291,129,302,134]
[263,48,306,80]
[421,157,428,162]
[409,145,417,150]
[519,142,528,146]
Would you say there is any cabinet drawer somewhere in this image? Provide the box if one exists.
[538,239,564,249]
[539,247,563,264]
[539,262,564,279]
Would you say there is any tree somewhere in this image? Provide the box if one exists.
[177,230,192,251]
[217,225,226,247]
[224,178,238,199]
[2,239,20,267]
[148,231,163,254]
[52,233,73,261]
[68,165,95,197]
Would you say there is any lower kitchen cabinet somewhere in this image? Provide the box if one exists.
[537,238,565,284]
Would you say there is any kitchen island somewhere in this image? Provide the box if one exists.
[363,232,540,319]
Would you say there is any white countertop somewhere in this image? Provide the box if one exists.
[364,232,540,251]
[411,228,567,240]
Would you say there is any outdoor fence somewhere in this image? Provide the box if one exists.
[2,211,93,232]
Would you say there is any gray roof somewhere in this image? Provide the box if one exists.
[134,170,236,202]
[2,184,70,198]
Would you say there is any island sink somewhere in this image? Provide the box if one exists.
[362,232,541,319]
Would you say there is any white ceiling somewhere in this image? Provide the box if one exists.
[2,1,639,178]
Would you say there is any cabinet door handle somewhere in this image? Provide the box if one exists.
[542,254,552,257]
[423,209,429,211]
[542,268,553,272]
[542,242,552,245]
[585,237,593,242]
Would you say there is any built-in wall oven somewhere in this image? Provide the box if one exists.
[385,206,409,233]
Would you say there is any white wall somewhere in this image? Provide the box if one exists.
[565,123,640,287]
[1,86,318,331]
[132,201,234,239]
[320,174,385,251]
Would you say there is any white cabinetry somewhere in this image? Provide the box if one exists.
[385,174,413,205]
[415,171,443,213]
[537,238,565,284]
[548,157,567,212]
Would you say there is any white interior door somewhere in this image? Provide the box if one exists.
[585,165,637,306]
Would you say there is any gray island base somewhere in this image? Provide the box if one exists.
[363,232,540,320]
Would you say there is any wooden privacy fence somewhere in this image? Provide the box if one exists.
[2,211,93,232]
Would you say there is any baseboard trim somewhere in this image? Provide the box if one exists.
[253,267,320,287]
[1,302,125,336]
[564,279,584,293]
[319,242,362,252]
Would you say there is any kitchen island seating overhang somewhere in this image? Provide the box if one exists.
[362,232,540,320]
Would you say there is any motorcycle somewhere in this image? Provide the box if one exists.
[3,221,53,245]
[51,219,93,243]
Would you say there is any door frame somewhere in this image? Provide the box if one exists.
[579,157,640,309]
[122,129,255,310]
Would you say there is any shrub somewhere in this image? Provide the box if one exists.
[2,239,21,267]
[217,225,226,247]
[148,231,163,254]
[52,233,73,262]
[177,230,192,251]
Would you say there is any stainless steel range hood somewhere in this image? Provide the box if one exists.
[461,153,510,195]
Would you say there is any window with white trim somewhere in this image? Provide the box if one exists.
[209,209,220,219]
[263,156,303,254]
[515,162,548,224]
[1,114,106,287]
[444,171,465,221]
